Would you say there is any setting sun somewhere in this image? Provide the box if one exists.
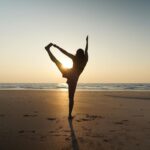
[62,60,73,69]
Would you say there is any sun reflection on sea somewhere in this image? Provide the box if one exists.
[57,83,68,91]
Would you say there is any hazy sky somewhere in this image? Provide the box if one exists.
[0,0,150,83]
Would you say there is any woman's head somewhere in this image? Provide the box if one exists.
[76,49,85,59]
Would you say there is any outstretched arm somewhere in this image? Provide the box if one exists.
[85,36,88,59]
[53,44,75,60]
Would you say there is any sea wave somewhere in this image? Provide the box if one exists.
[0,83,150,91]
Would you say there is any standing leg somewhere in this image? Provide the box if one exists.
[68,81,77,119]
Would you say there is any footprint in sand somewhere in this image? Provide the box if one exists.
[18,130,36,134]
[86,114,103,119]
[40,135,47,141]
[0,114,5,117]
[23,114,38,117]
[76,114,103,122]
[30,130,36,133]
[114,120,129,125]
[103,139,109,142]
[65,137,71,141]
[47,117,56,121]
[18,130,25,134]
[86,133,104,138]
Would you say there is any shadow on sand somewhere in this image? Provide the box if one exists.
[68,119,79,150]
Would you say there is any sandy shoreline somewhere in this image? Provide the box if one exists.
[0,90,150,150]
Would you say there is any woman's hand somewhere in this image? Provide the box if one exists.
[86,35,88,42]
[45,43,53,51]
[53,44,58,48]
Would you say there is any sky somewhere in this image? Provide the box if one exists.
[0,0,150,83]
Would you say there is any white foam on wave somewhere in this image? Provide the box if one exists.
[0,83,150,91]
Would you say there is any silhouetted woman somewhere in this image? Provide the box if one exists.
[45,36,88,119]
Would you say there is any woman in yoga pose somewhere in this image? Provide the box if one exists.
[45,36,88,119]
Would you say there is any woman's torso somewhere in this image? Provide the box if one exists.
[63,56,88,84]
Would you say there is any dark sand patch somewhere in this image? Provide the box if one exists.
[18,130,36,134]
[18,130,24,134]
[47,117,56,121]
[76,114,103,122]
[23,114,38,117]
[0,114,5,117]
[114,119,129,125]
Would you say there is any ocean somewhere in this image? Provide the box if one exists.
[0,83,150,91]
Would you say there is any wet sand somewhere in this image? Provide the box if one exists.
[0,90,150,150]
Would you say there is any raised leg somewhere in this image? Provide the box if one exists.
[45,43,64,74]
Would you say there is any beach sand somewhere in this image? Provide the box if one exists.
[0,90,150,150]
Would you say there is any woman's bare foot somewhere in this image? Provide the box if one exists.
[45,43,53,51]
